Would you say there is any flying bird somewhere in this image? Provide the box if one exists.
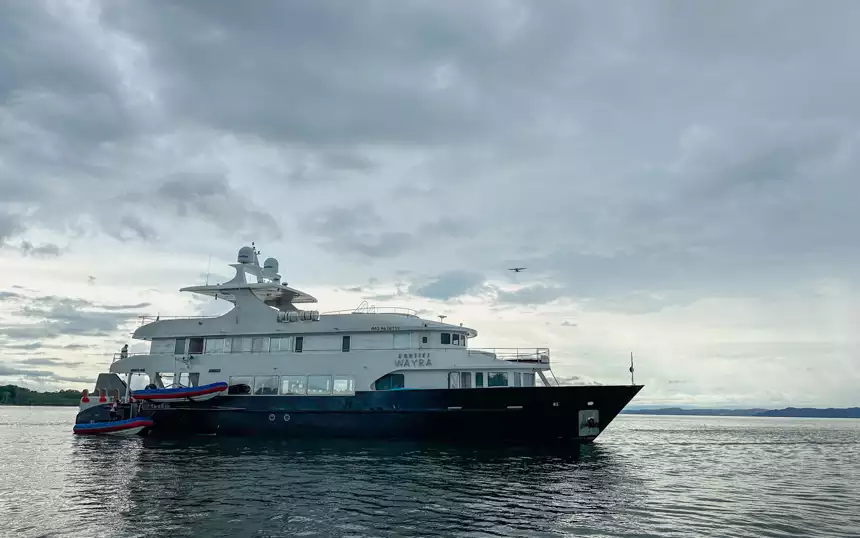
[508,267,527,273]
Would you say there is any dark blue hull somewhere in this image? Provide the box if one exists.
[76,385,643,442]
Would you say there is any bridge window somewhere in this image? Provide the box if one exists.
[333,376,355,395]
[308,375,331,395]
[513,372,522,387]
[294,336,304,353]
[488,372,508,387]
[281,375,306,395]
[342,335,350,352]
[228,376,253,395]
[523,373,535,387]
[373,373,405,391]
[452,334,459,345]
[475,372,484,388]
[174,338,186,355]
[254,376,279,395]
[204,338,226,354]
[251,337,269,353]
[270,336,291,352]
[441,333,451,345]
[189,337,204,354]
[231,337,251,353]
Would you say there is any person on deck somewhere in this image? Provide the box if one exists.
[109,401,119,421]
[120,344,128,360]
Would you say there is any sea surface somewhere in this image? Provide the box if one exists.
[1,407,858,538]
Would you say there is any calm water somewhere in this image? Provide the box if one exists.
[1,407,858,538]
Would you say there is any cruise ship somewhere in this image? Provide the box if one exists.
[74,244,643,441]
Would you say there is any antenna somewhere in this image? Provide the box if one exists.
[438,315,447,323]
[629,352,635,385]
[205,253,212,285]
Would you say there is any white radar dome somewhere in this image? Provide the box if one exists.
[263,258,279,273]
[237,246,255,264]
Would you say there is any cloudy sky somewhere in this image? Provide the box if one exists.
[1,0,858,407]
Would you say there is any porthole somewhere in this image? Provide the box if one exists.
[268,413,275,422]
[283,414,291,422]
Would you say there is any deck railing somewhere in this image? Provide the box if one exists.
[138,315,221,326]
[320,306,418,317]
[469,348,551,365]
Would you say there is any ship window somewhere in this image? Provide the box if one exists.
[231,337,251,353]
[513,372,522,387]
[179,373,190,386]
[460,372,472,388]
[174,338,187,355]
[373,373,405,390]
[228,376,253,395]
[461,335,467,346]
[208,368,221,373]
[157,372,175,388]
[204,338,226,354]
[452,334,460,345]
[281,375,306,395]
[254,375,279,395]
[523,373,535,387]
[441,333,451,345]
[342,335,350,352]
[488,372,508,387]
[270,336,291,352]
[448,372,460,389]
[251,337,269,353]
[188,337,204,354]
[294,336,304,353]
[422,336,428,344]
[475,372,484,387]
[333,376,355,395]
[308,375,331,395]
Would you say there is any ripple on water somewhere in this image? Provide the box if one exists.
[1,408,859,537]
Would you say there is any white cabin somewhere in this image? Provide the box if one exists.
[109,245,553,396]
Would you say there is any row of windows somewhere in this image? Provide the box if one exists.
[227,375,356,396]
[169,332,469,355]
[448,371,536,389]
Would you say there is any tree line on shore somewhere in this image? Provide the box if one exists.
[0,385,83,406]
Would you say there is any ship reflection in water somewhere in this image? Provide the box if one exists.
[5,408,858,538]
[66,435,633,537]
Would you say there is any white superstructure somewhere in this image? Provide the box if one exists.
[110,245,553,397]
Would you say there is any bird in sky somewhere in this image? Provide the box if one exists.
[508,267,527,273]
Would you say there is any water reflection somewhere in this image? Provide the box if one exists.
[66,436,637,537]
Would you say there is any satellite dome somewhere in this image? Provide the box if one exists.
[237,246,255,264]
[263,257,279,273]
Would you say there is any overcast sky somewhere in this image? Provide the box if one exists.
[1,0,858,407]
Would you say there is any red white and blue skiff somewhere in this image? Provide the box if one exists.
[131,381,229,403]
[73,417,154,436]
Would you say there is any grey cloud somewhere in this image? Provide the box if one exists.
[561,321,577,327]
[0,212,22,244]
[409,271,485,301]
[18,357,83,367]
[19,240,62,257]
[117,215,158,242]
[4,342,41,350]
[495,284,568,305]
[155,173,282,239]
[306,204,470,259]
[0,291,22,301]
[0,365,51,378]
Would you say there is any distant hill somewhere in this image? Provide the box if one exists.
[623,407,860,418]
[0,385,82,406]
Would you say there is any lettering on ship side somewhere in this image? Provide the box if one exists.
[394,352,433,368]
[371,326,401,331]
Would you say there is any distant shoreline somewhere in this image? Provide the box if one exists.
[622,407,860,419]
